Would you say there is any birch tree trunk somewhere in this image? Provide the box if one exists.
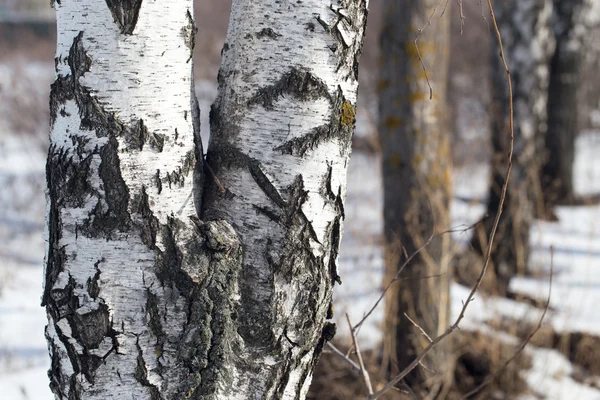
[542,0,594,205]
[378,0,452,396]
[473,0,554,292]
[203,1,367,397]
[44,0,367,399]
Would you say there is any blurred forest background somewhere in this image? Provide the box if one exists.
[2,1,600,399]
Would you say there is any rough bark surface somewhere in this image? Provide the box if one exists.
[203,1,367,398]
[542,0,594,204]
[474,0,555,291]
[378,0,452,396]
[44,1,368,399]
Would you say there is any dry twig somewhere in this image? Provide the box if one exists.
[347,314,374,395]
[413,0,451,99]
[325,342,361,374]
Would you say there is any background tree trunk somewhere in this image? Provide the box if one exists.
[203,1,367,397]
[473,0,555,292]
[44,0,367,399]
[542,0,595,205]
[378,0,452,396]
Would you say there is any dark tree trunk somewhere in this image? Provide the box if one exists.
[473,0,554,293]
[542,0,592,205]
[378,0,453,396]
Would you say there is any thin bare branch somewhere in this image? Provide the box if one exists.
[414,0,451,99]
[325,342,362,375]
[404,312,433,343]
[353,220,479,333]
[346,314,374,395]
[204,161,226,193]
[457,0,465,33]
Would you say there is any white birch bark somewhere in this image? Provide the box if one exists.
[44,1,231,398]
[44,0,368,399]
[203,1,368,398]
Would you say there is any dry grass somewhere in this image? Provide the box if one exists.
[308,329,534,400]
[308,343,410,400]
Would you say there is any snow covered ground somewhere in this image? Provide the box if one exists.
[1,63,600,398]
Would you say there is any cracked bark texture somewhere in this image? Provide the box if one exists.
[203,1,367,398]
[473,0,554,292]
[378,0,452,396]
[541,0,596,205]
[44,1,240,399]
[44,0,368,399]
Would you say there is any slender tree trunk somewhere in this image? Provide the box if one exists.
[473,0,554,292]
[542,0,594,205]
[44,0,368,399]
[378,1,452,396]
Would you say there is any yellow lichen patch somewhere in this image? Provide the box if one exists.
[410,91,427,102]
[384,116,402,129]
[389,153,402,168]
[405,69,428,84]
[340,101,356,127]
[404,41,436,59]
[413,153,423,166]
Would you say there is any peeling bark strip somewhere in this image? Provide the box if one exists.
[204,0,368,398]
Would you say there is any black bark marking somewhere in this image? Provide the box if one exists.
[274,86,355,157]
[154,169,162,194]
[164,150,195,189]
[247,68,330,110]
[204,143,289,210]
[92,136,132,236]
[191,91,204,216]
[125,119,165,152]
[72,303,111,349]
[249,162,287,209]
[132,185,159,248]
[145,290,164,345]
[326,217,342,285]
[253,204,282,224]
[87,260,103,299]
[105,0,144,35]
[134,336,162,400]
[256,27,282,40]
[182,9,198,63]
